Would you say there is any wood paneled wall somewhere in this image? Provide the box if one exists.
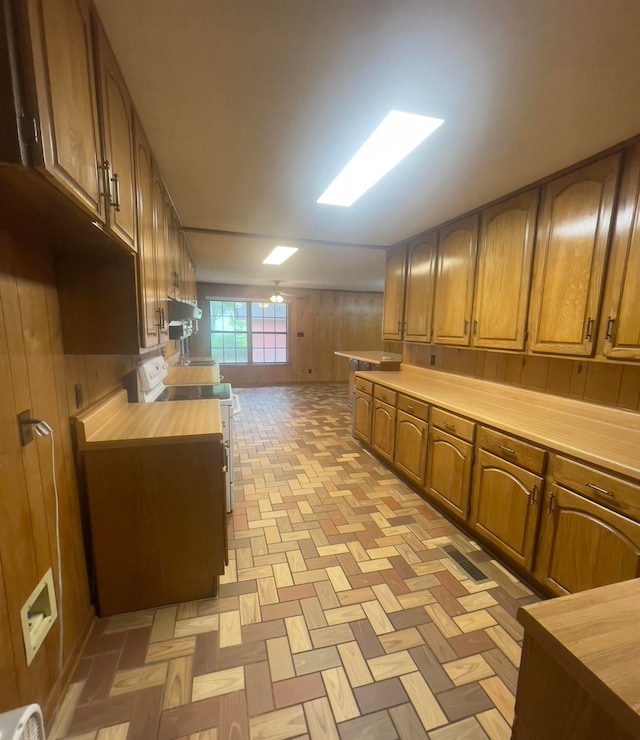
[404,343,640,411]
[191,283,384,385]
[0,227,94,719]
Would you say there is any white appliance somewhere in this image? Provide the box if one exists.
[0,703,45,739]
[137,357,240,512]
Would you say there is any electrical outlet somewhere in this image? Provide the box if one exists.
[308,369,312,374]
[430,354,436,366]
[297,332,304,337]
[74,383,83,408]
[18,409,33,446]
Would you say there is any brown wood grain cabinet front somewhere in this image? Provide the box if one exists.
[425,424,473,520]
[403,234,436,343]
[472,190,538,350]
[528,154,621,356]
[602,142,640,360]
[433,215,478,346]
[382,244,407,340]
[394,408,428,488]
[371,394,396,462]
[353,388,373,444]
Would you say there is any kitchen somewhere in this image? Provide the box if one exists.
[1,0,640,738]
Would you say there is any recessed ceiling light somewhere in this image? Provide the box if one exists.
[263,246,299,265]
[317,110,444,207]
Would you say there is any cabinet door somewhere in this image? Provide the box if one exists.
[601,143,640,359]
[535,484,640,596]
[371,400,396,462]
[404,234,436,342]
[382,245,407,340]
[93,20,136,250]
[528,155,620,356]
[353,390,373,443]
[470,450,543,570]
[394,410,427,487]
[472,191,538,350]
[134,118,159,347]
[425,427,473,519]
[152,169,169,342]
[25,0,103,217]
[433,216,478,345]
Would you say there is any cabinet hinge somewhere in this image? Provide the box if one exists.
[31,116,39,145]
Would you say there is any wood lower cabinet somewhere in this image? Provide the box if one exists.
[404,234,436,342]
[601,142,640,359]
[472,191,538,350]
[534,484,640,596]
[425,427,473,519]
[382,244,407,340]
[433,216,478,346]
[394,410,427,487]
[371,397,396,462]
[470,450,543,570]
[528,154,621,356]
[353,388,373,444]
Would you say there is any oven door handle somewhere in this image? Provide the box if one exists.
[231,393,241,416]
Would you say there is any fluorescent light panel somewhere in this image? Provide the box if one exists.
[317,110,444,207]
[263,245,299,265]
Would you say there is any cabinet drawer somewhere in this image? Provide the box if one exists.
[374,385,397,406]
[430,407,475,443]
[355,377,373,394]
[552,457,640,522]
[479,427,546,475]
[397,394,428,421]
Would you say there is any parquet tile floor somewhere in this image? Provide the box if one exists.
[52,383,540,740]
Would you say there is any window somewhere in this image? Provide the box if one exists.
[209,300,288,364]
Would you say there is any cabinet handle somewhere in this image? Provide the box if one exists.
[498,444,515,456]
[155,307,163,328]
[584,316,594,340]
[406,405,414,412]
[397,321,401,333]
[530,484,537,505]
[605,316,615,340]
[110,172,121,211]
[546,491,555,514]
[443,421,455,432]
[473,320,477,336]
[421,427,426,440]
[160,308,165,329]
[586,482,614,497]
[463,320,469,336]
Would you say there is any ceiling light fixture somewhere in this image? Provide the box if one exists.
[263,245,299,265]
[269,281,285,303]
[317,110,444,207]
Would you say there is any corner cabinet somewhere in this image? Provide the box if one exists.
[382,244,407,340]
[601,143,640,359]
[528,155,621,356]
[403,234,437,343]
[433,216,479,346]
[472,191,538,350]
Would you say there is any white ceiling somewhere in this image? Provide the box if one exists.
[94,0,640,292]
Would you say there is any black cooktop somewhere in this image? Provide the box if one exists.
[155,384,230,402]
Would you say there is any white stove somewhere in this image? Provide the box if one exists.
[137,356,239,512]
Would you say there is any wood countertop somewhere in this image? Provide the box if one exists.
[334,350,402,365]
[165,365,221,385]
[517,578,640,738]
[356,365,640,480]
[74,389,222,449]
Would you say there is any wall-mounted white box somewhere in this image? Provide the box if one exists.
[20,567,58,666]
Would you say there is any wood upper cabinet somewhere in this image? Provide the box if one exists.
[433,216,478,345]
[425,427,473,519]
[92,17,136,250]
[472,191,538,350]
[601,143,640,359]
[404,234,437,343]
[534,484,640,596]
[470,450,543,570]
[382,244,407,340]
[133,117,161,348]
[528,154,621,356]
[21,0,104,218]
[394,409,427,487]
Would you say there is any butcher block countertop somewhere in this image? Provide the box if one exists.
[517,578,640,737]
[165,364,221,385]
[357,365,640,481]
[334,350,402,366]
[74,389,222,449]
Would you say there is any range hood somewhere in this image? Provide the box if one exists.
[167,299,202,323]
